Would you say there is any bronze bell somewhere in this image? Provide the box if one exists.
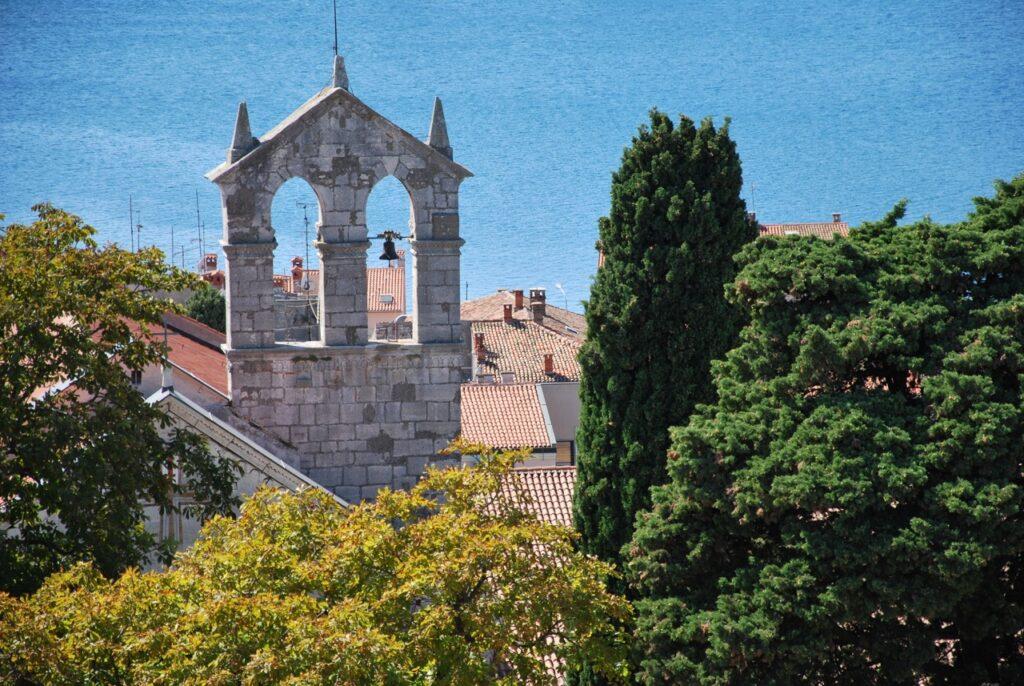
[379,234,401,262]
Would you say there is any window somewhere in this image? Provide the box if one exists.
[130,369,143,386]
[379,294,394,304]
[500,372,515,384]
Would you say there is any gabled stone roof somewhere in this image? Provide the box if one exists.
[471,320,582,384]
[460,383,555,450]
[206,86,472,183]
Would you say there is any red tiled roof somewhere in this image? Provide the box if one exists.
[500,466,577,528]
[132,315,228,397]
[759,222,849,239]
[367,262,405,313]
[472,320,581,383]
[272,253,406,314]
[460,383,554,450]
[276,269,321,295]
[461,290,586,341]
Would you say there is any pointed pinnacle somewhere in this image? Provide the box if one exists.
[227,101,257,163]
[427,97,452,160]
[332,54,349,90]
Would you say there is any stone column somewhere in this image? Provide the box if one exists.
[222,240,277,349]
[410,238,464,344]
[317,239,370,346]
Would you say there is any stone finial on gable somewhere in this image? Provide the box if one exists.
[228,101,259,163]
[332,54,349,91]
[427,97,452,160]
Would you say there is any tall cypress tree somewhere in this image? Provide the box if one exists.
[573,110,755,571]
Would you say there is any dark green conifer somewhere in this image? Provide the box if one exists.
[573,109,754,571]
[628,175,1024,684]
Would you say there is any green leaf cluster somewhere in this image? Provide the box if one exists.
[574,110,755,572]
[0,205,239,595]
[185,283,226,333]
[1,448,632,685]
[628,175,1024,684]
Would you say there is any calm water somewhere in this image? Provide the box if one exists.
[2,1,1022,310]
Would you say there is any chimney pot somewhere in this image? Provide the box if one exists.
[832,212,842,223]
[513,290,524,309]
[530,289,546,321]
[543,353,554,375]
[503,304,513,322]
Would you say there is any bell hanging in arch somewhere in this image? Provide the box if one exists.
[378,230,402,263]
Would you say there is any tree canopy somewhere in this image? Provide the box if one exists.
[0,448,632,685]
[185,283,225,333]
[0,205,238,595]
[627,175,1024,684]
[574,110,755,572]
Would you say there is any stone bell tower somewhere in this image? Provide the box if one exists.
[206,56,471,502]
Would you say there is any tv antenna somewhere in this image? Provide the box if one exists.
[194,188,203,263]
[134,209,142,253]
[128,194,134,252]
[296,201,314,291]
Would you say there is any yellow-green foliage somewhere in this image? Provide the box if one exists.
[0,447,631,685]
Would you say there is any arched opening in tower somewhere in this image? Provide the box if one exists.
[365,175,413,341]
[270,177,322,343]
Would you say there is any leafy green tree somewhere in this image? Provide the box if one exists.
[0,205,239,596]
[185,283,225,332]
[0,448,632,685]
[574,110,755,571]
[628,176,1024,684]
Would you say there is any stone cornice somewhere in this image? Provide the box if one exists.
[315,239,371,258]
[409,238,465,254]
[221,240,277,256]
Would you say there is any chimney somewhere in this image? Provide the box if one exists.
[474,332,486,362]
[832,212,842,223]
[530,288,546,322]
[291,256,304,285]
[513,289,524,310]
[503,304,513,323]
[543,353,554,375]
[747,211,757,223]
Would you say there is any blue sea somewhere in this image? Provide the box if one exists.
[2,1,1022,311]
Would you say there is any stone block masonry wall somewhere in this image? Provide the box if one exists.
[227,343,468,502]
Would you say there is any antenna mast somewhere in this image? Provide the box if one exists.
[332,0,339,56]
[296,201,313,291]
[194,188,202,269]
[128,194,134,252]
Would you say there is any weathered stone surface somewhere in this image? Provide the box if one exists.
[208,60,472,500]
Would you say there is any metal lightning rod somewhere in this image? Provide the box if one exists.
[332,0,339,56]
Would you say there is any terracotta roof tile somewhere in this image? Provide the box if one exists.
[367,262,405,313]
[472,320,581,384]
[132,315,228,397]
[460,383,554,449]
[759,222,849,239]
[461,290,586,341]
[499,466,577,528]
[272,253,406,313]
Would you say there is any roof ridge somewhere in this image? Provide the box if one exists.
[161,312,226,352]
[511,465,577,472]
